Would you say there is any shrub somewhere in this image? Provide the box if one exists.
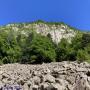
[77,49,90,62]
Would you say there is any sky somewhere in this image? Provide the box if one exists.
[0,0,90,31]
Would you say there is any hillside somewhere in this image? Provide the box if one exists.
[0,21,90,90]
[0,20,90,64]
[1,20,79,44]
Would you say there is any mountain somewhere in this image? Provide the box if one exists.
[1,20,81,44]
[0,21,90,90]
[0,20,90,64]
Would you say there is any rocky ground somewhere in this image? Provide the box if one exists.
[0,61,90,90]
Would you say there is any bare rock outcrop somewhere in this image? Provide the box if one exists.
[6,22,76,44]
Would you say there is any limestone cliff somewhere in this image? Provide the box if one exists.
[4,21,77,44]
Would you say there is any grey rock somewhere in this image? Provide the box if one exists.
[32,85,38,90]
[17,78,25,85]
[0,61,90,90]
[55,78,64,85]
[73,78,86,90]
[44,74,55,83]
[33,76,41,85]
[51,83,64,90]
[23,83,29,90]
[66,76,75,85]
[40,83,49,90]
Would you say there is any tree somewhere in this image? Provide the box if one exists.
[71,32,83,50]
[76,49,90,62]
[0,30,22,64]
[56,38,70,61]
[21,33,56,64]
[81,33,90,48]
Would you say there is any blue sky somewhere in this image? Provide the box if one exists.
[0,0,90,31]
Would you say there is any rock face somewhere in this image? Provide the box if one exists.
[34,23,76,44]
[0,61,90,90]
[5,22,76,44]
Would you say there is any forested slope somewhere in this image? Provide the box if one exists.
[0,20,90,64]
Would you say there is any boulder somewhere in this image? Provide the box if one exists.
[44,74,55,83]
[33,76,41,85]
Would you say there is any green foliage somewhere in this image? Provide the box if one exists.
[71,32,83,50]
[84,44,90,54]
[0,60,3,65]
[71,33,90,62]
[56,38,69,61]
[21,33,56,64]
[0,30,22,64]
[76,49,90,62]
[74,33,90,62]
[0,21,90,64]
[34,20,45,24]
[81,33,90,47]
[56,32,90,62]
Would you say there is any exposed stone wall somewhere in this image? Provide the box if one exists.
[0,61,90,90]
